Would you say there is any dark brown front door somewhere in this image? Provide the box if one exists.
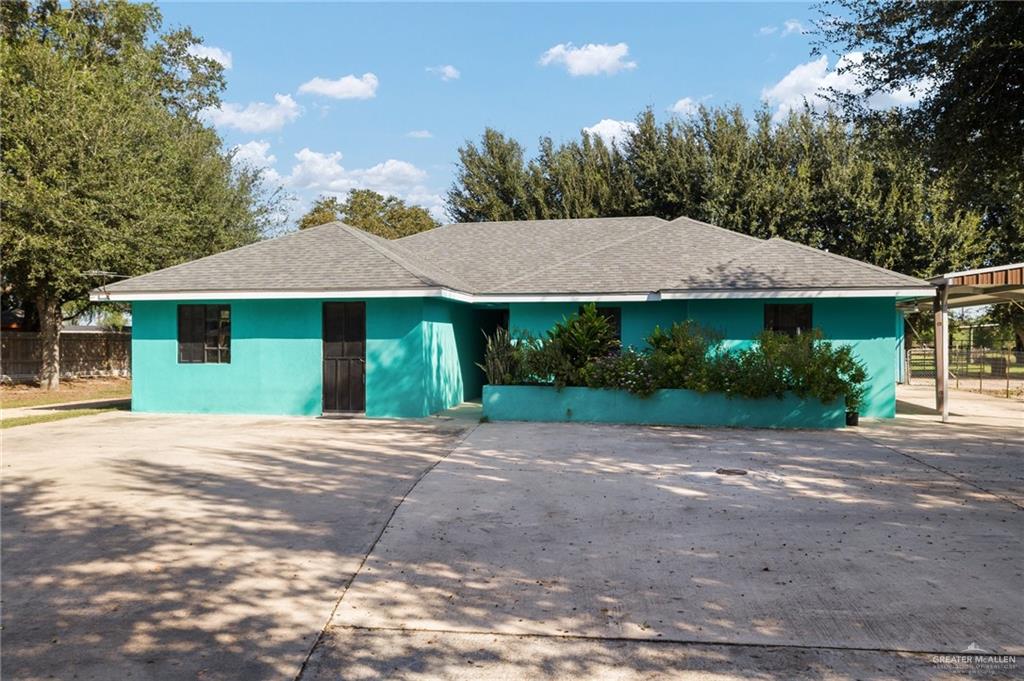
[322,302,366,412]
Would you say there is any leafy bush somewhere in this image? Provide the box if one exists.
[548,303,620,368]
[476,327,529,385]
[581,348,657,397]
[478,313,866,413]
[648,321,724,393]
[522,304,620,388]
[522,335,576,388]
[733,331,868,411]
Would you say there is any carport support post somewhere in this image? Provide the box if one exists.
[934,284,949,423]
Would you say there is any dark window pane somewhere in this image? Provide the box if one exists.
[178,305,204,363]
[179,304,230,363]
[764,304,812,337]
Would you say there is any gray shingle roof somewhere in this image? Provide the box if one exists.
[666,236,929,291]
[102,222,464,293]
[100,215,931,296]
[482,217,763,294]
[393,216,667,291]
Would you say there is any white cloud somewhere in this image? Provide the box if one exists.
[762,52,924,121]
[298,73,379,100]
[187,44,233,69]
[758,26,778,36]
[232,140,276,167]
[282,148,441,216]
[539,42,637,76]
[426,64,460,81]
[406,130,433,139]
[583,119,637,147]
[782,19,805,36]
[203,93,301,133]
[230,140,280,182]
[670,95,711,116]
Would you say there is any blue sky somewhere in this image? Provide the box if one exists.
[159,2,871,223]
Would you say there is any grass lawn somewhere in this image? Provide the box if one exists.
[1,407,125,430]
[1,377,131,408]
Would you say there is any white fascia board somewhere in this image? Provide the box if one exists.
[660,288,935,300]
[91,288,464,302]
[471,292,660,303]
[92,287,936,304]
[91,288,658,303]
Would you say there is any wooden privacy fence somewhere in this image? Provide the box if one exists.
[1,331,131,382]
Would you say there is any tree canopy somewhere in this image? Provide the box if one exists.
[0,0,281,387]
[298,189,439,238]
[447,106,986,279]
[813,0,1024,264]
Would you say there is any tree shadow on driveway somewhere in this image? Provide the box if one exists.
[1,414,469,681]
[309,422,1023,679]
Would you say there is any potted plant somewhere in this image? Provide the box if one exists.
[845,384,865,426]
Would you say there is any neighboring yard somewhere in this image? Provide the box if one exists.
[0,377,131,409]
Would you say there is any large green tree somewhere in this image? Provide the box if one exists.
[446,106,986,279]
[813,0,1024,264]
[1,1,278,388]
[447,129,537,222]
[298,189,438,238]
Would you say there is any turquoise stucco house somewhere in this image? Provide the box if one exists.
[92,216,933,420]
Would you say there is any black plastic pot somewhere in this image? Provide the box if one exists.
[845,411,859,427]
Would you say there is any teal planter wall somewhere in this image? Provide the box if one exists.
[508,297,899,419]
[483,385,846,429]
[132,300,323,416]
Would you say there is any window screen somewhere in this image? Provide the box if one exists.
[178,305,231,363]
[764,303,812,337]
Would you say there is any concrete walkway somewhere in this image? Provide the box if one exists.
[303,390,1022,680]
[1,397,131,421]
[861,384,1023,506]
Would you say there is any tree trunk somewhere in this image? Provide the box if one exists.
[37,295,61,390]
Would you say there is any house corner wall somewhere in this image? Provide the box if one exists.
[421,298,483,415]
[364,298,428,418]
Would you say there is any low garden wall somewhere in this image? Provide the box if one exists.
[482,384,846,429]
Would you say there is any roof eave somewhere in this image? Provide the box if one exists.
[659,287,935,299]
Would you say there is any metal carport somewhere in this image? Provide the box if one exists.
[928,263,1024,422]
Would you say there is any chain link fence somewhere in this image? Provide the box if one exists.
[907,347,1024,399]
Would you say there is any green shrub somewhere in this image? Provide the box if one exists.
[581,348,657,397]
[482,315,867,413]
[477,327,529,385]
[520,304,620,388]
[522,335,576,388]
[728,331,867,409]
[647,321,724,392]
[548,303,620,368]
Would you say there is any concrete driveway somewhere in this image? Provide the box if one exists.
[303,393,1022,680]
[3,388,1021,680]
[1,412,471,681]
